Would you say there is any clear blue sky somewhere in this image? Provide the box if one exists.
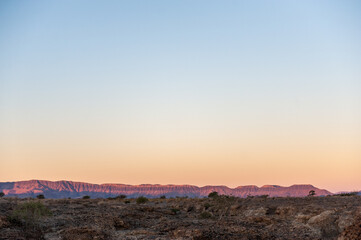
[0,1,360,192]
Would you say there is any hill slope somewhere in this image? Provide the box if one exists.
[0,180,332,198]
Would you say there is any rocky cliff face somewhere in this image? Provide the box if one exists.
[0,180,332,198]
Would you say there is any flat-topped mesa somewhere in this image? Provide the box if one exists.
[235,185,259,190]
[261,185,282,188]
[0,180,333,199]
[289,184,316,188]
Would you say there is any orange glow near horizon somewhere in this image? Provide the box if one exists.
[1,126,360,193]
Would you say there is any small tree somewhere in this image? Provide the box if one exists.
[0,192,5,197]
[308,190,316,197]
[208,191,219,198]
[117,194,127,199]
[36,194,45,199]
[160,195,166,199]
[82,195,90,199]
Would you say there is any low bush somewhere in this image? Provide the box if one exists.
[204,203,211,209]
[208,192,219,198]
[136,196,148,204]
[36,194,45,199]
[9,201,52,229]
[199,211,212,219]
[82,195,90,199]
[171,208,180,214]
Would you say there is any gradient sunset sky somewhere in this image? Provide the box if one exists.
[0,1,360,193]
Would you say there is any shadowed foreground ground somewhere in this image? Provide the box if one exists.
[0,196,360,240]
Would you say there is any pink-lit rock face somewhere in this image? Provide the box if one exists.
[0,180,332,199]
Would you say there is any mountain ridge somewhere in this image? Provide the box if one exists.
[0,180,332,198]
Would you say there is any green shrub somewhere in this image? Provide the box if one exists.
[124,200,130,204]
[82,195,90,199]
[0,192,4,197]
[8,201,51,238]
[199,211,212,219]
[136,196,148,204]
[160,195,166,199]
[208,192,219,198]
[10,201,51,227]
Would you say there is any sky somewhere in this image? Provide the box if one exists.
[0,0,360,193]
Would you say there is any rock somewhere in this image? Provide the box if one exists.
[244,207,267,217]
[60,227,109,240]
[338,217,361,240]
[0,215,10,228]
[295,213,313,224]
[275,206,296,217]
[173,228,203,238]
[337,213,355,232]
[113,217,128,230]
[308,210,335,226]
[307,210,339,239]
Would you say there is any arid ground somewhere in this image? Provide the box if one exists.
[0,195,360,240]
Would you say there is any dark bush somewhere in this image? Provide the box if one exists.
[208,191,219,198]
[204,202,211,209]
[136,196,148,204]
[335,192,359,196]
[36,194,45,199]
[199,211,212,219]
[8,201,51,239]
[160,195,166,199]
[171,208,180,214]
[82,195,90,199]
[256,195,269,199]
[9,201,51,227]
[0,192,4,197]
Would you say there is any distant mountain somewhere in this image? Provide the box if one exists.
[0,180,332,199]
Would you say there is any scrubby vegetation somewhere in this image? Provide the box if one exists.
[136,196,148,204]
[0,195,360,239]
[7,201,52,238]
[335,192,359,196]
[107,194,127,200]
